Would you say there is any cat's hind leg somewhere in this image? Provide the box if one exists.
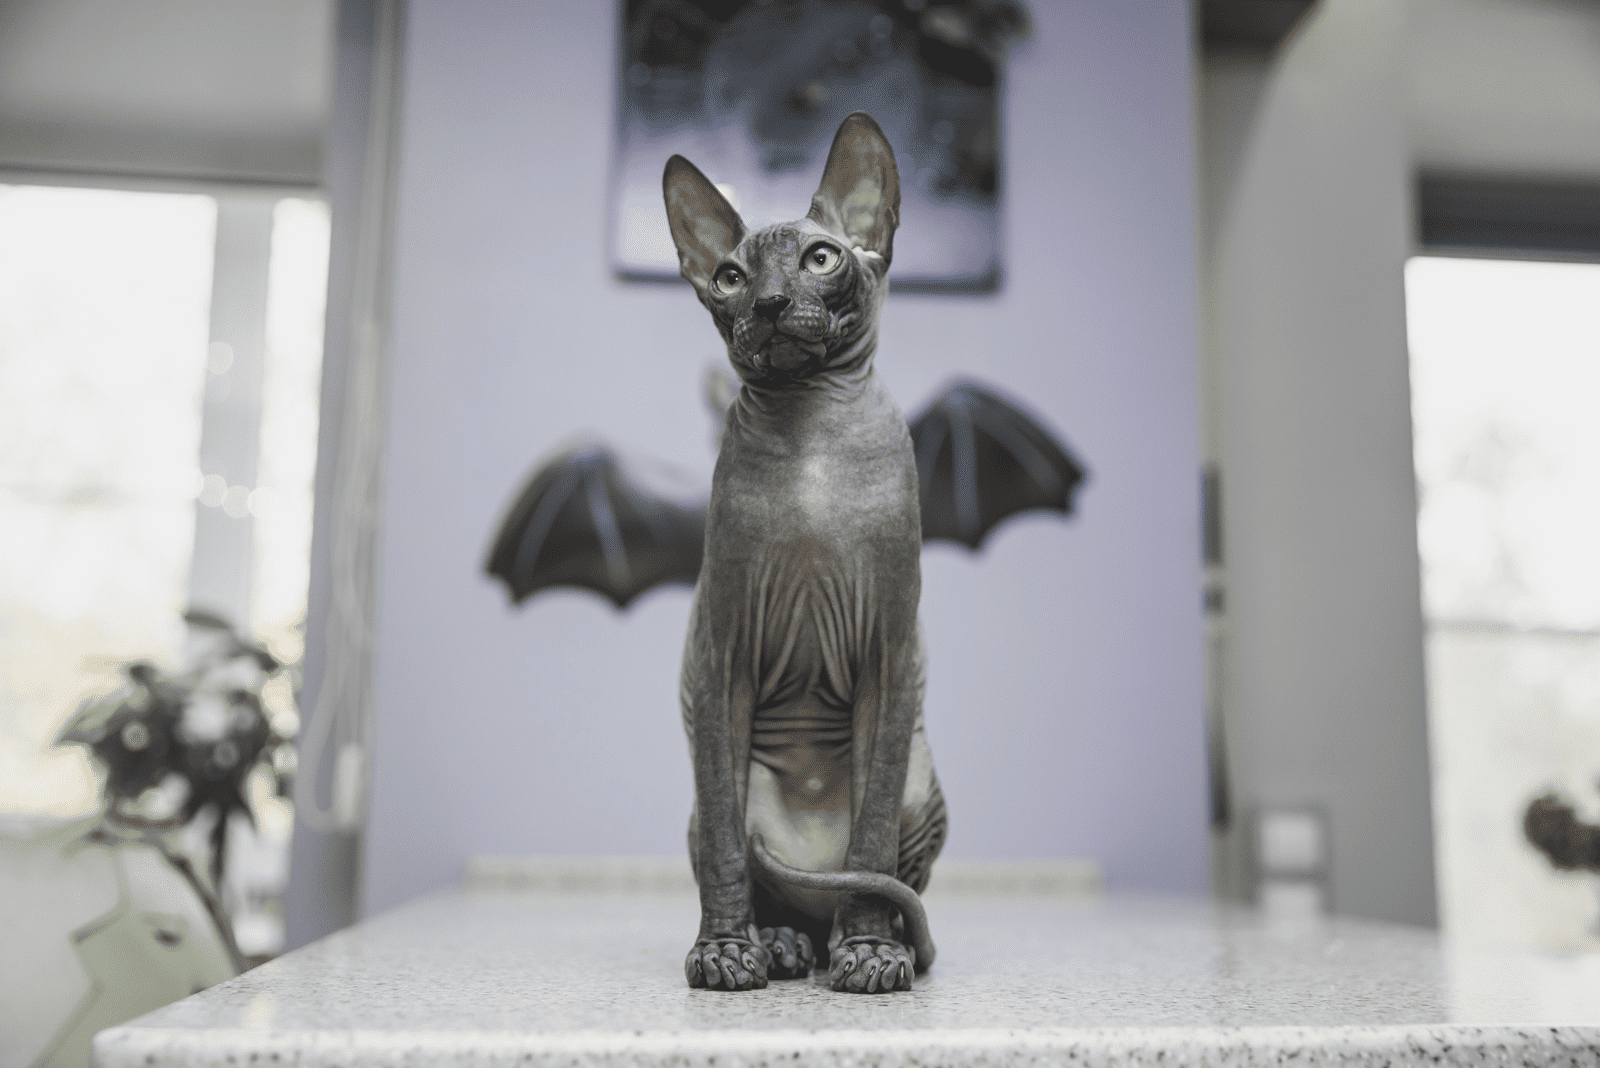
[759,926,815,979]
[752,880,820,979]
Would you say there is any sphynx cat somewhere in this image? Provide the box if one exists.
[665,113,946,994]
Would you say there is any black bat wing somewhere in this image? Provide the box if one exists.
[486,442,707,609]
[909,379,1086,550]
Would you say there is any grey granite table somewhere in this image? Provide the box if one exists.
[96,859,1600,1067]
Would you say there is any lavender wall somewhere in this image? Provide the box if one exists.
[360,0,1207,916]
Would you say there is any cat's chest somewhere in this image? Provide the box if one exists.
[779,450,880,520]
[712,437,914,546]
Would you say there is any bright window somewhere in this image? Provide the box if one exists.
[1407,255,1600,951]
[0,185,215,816]
[255,198,330,679]
[0,184,329,958]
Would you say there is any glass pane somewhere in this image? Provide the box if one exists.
[0,185,215,817]
[252,196,329,672]
[1408,255,1600,952]
[1408,256,1600,631]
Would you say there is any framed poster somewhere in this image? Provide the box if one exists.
[611,0,1029,291]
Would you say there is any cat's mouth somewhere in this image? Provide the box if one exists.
[758,333,828,373]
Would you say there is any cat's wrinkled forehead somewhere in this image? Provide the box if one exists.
[735,219,836,263]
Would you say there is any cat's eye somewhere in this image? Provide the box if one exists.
[802,244,842,275]
[713,266,744,295]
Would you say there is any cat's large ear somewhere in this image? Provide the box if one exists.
[663,155,746,292]
[808,112,900,265]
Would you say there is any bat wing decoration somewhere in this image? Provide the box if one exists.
[486,381,1085,609]
[908,379,1087,550]
[485,442,706,609]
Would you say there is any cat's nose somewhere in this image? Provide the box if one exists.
[753,294,791,323]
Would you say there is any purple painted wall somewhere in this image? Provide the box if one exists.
[361,0,1207,916]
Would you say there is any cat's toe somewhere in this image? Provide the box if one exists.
[684,935,769,990]
[759,926,814,979]
[829,935,914,993]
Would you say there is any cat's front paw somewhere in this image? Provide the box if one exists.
[685,929,769,990]
[759,926,815,979]
[829,935,914,993]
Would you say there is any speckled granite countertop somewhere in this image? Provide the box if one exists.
[95,872,1600,1067]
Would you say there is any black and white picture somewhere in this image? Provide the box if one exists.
[611,0,1030,290]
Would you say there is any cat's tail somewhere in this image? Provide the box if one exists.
[747,832,936,972]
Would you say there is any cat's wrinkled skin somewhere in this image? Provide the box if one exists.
[665,113,946,993]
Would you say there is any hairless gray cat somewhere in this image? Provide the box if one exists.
[664,113,946,994]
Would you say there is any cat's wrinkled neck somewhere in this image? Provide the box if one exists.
[728,353,901,456]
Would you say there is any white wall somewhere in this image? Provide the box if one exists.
[0,0,328,185]
[360,0,1208,916]
[1201,3,1437,925]
[1409,0,1600,178]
